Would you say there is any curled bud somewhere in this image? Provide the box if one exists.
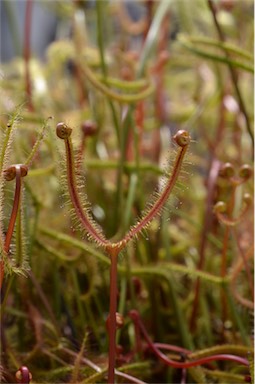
[15,366,32,383]
[219,162,235,178]
[213,201,227,214]
[81,121,97,137]
[3,166,16,181]
[3,164,28,181]
[238,164,253,180]
[56,122,72,139]
[173,130,191,147]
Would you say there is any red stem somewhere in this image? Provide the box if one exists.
[122,140,189,246]
[24,0,34,111]
[4,167,22,252]
[64,138,108,246]
[107,250,119,384]
[0,166,22,289]
[130,311,249,369]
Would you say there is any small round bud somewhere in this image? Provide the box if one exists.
[3,166,16,181]
[20,165,28,178]
[81,121,97,137]
[238,164,253,180]
[219,162,235,178]
[213,201,227,214]
[173,130,191,147]
[243,193,252,205]
[56,122,72,139]
[3,164,28,181]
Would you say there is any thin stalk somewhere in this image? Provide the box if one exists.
[122,132,190,247]
[129,311,249,368]
[179,38,254,73]
[96,76,150,91]
[123,173,138,234]
[0,109,23,174]
[207,0,254,154]
[137,0,173,77]
[107,249,119,384]
[24,117,51,168]
[80,62,154,103]
[162,213,194,350]
[220,187,236,324]
[231,244,254,305]
[114,108,131,235]
[60,346,101,373]
[0,166,22,289]
[70,269,86,326]
[4,167,22,253]
[117,275,127,343]
[57,126,108,247]
[189,158,221,330]
[28,270,60,336]
[185,35,254,61]
[0,275,14,317]
[224,286,251,345]
[96,0,120,144]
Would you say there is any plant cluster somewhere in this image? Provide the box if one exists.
[0,1,253,383]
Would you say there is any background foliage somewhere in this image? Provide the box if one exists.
[0,1,254,383]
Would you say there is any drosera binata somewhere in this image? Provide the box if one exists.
[56,121,191,383]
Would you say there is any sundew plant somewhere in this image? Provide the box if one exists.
[0,1,254,383]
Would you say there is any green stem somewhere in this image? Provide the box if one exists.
[186,35,253,61]
[179,37,254,73]
[70,269,86,326]
[161,218,194,350]
[24,117,51,168]
[81,61,154,103]
[224,286,251,346]
[107,250,119,384]
[97,75,150,91]
[96,0,120,144]
[137,0,173,77]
